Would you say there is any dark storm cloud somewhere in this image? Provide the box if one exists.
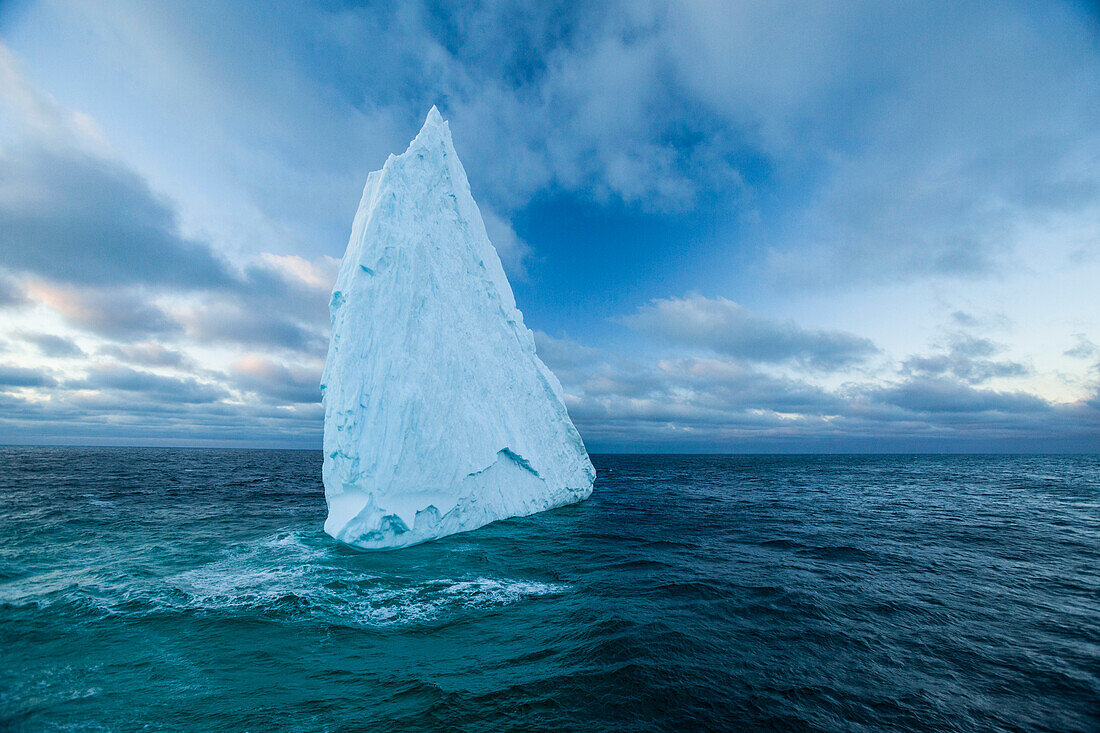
[0,145,237,290]
[15,332,84,358]
[623,295,878,370]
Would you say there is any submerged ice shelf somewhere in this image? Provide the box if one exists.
[320,107,595,550]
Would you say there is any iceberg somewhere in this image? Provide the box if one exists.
[320,106,595,550]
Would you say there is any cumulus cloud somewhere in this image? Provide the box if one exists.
[623,295,877,369]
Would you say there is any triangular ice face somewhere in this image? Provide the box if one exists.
[321,106,595,549]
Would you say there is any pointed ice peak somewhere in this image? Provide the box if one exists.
[321,105,594,549]
[410,104,450,150]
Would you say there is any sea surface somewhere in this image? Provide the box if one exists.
[0,449,1097,732]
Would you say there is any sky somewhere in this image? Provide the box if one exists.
[0,0,1098,451]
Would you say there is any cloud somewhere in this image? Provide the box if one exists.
[256,254,339,292]
[41,2,739,223]
[0,387,323,447]
[481,205,532,278]
[575,356,846,421]
[533,340,854,445]
[1065,334,1098,359]
[533,331,602,371]
[0,43,109,154]
[0,275,26,308]
[77,364,228,404]
[3,161,331,353]
[14,332,85,358]
[662,2,1100,285]
[623,295,877,369]
[0,144,237,290]
[29,283,180,339]
[0,364,54,388]
[0,5,1096,451]
[873,377,1051,415]
[530,337,1097,451]
[179,301,325,354]
[230,354,320,404]
[0,47,335,360]
[950,311,981,328]
[97,342,194,369]
[9,1,1099,291]
[163,254,334,355]
[902,334,1029,384]
[235,256,335,328]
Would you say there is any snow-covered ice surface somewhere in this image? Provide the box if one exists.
[321,107,595,550]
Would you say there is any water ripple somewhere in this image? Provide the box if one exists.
[1,449,1098,732]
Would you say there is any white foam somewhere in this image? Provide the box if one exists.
[2,531,570,628]
[165,532,569,627]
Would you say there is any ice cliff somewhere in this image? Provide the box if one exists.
[321,106,595,550]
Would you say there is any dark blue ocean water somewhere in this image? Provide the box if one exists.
[0,449,1097,732]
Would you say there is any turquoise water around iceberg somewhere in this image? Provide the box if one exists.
[1,449,1098,731]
